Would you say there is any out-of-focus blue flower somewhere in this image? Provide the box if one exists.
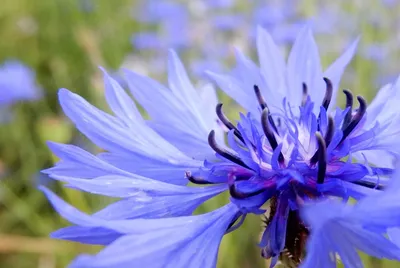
[132,1,189,48]
[43,28,400,267]
[78,0,95,13]
[129,0,306,77]
[203,0,236,9]
[190,59,224,78]
[131,32,165,50]
[0,61,42,121]
[362,43,388,62]
[134,1,186,23]
[0,61,42,106]
[382,0,399,7]
[253,3,295,27]
[211,14,244,31]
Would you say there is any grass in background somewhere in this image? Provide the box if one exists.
[0,0,399,267]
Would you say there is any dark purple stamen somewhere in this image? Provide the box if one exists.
[301,82,308,106]
[342,89,354,129]
[229,183,265,199]
[324,116,335,147]
[340,96,367,143]
[208,130,251,169]
[277,117,282,128]
[261,108,285,164]
[322,77,333,110]
[185,171,214,185]
[352,180,384,190]
[216,103,245,143]
[315,132,327,184]
[254,85,278,133]
[254,85,268,110]
[313,118,334,161]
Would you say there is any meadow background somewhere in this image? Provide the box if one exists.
[0,0,400,267]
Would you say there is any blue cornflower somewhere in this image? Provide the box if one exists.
[0,61,42,104]
[132,0,190,50]
[42,27,400,267]
[0,60,42,121]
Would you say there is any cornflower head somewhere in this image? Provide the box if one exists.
[42,27,400,267]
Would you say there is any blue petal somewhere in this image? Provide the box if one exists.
[287,26,324,112]
[97,152,201,185]
[260,195,289,257]
[92,184,227,219]
[68,203,240,268]
[101,68,143,127]
[40,185,232,233]
[353,151,396,169]
[58,88,186,159]
[51,226,119,245]
[124,51,222,158]
[352,184,400,228]
[231,48,269,110]
[388,228,400,248]
[43,142,130,178]
[58,87,201,185]
[205,71,259,116]
[42,182,227,248]
[40,186,101,227]
[350,77,400,166]
[323,38,359,111]
[167,50,204,124]
[364,83,393,127]
[256,26,287,112]
[42,177,226,219]
[300,198,400,267]
[49,175,225,200]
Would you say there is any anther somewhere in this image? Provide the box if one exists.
[352,180,384,190]
[315,132,327,184]
[216,103,245,143]
[254,85,267,110]
[229,183,265,199]
[261,108,284,163]
[324,116,335,147]
[254,85,278,133]
[340,96,367,143]
[185,171,213,185]
[301,82,308,106]
[342,89,353,129]
[277,118,282,128]
[310,126,330,165]
[322,77,333,110]
[208,130,251,169]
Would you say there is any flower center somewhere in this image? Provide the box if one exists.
[186,77,378,199]
[185,77,388,263]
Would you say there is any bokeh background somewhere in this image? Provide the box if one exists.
[0,0,400,267]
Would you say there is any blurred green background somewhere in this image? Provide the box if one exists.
[0,0,399,267]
